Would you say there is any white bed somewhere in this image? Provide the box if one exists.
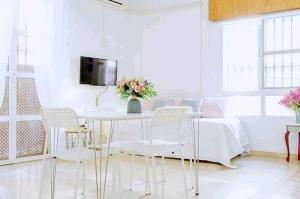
[115,117,250,168]
[171,118,250,168]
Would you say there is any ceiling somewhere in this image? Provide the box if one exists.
[127,0,202,12]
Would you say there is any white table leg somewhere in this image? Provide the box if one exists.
[91,119,100,199]
[192,115,200,196]
[103,120,115,199]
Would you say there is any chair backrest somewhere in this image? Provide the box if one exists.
[40,108,80,129]
[150,106,187,142]
[40,108,80,154]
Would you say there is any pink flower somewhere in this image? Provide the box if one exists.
[138,81,145,87]
[134,86,142,93]
[130,80,137,88]
[120,80,126,87]
[279,87,300,110]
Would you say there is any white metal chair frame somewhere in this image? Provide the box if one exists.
[114,107,190,199]
[39,108,99,199]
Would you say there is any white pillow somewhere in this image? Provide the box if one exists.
[180,98,203,112]
[152,99,175,110]
[200,98,225,118]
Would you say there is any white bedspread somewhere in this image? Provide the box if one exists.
[156,118,250,168]
[185,118,250,168]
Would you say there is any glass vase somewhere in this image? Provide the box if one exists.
[127,96,142,113]
[296,111,300,123]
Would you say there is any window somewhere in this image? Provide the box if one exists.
[224,96,261,117]
[223,19,260,92]
[263,15,300,88]
[222,14,300,117]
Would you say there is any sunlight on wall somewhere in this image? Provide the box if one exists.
[142,7,201,95]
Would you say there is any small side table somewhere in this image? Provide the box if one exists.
[285,124,300,162]
[65,126,93,149]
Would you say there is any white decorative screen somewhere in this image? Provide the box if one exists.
[0,78,9,116]
[17,77,41,115]
[0,78,9,161]
[16,120,45,158]
[0,122,9,160]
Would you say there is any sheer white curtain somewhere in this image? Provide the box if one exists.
[18,0,55,106]
[0,0,17,106]
[51,0,77,106]
[25,0,77,107]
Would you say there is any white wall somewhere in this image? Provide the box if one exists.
[141,7,202,98]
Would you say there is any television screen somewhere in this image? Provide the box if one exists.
[80,56,118,86]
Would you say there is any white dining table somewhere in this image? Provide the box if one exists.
[78,111,201,198]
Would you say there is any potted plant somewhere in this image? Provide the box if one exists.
[279,88,300,123]
[116,77,157,113]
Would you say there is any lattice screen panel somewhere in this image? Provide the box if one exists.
[0,77,9,116]
[17,64,34,73]
[17,78,41,115]
[0,122,9,160]
[16,120,45,158]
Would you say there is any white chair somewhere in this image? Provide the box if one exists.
[112,107,190,199]
[39,108,99,199]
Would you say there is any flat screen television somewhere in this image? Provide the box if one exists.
[80,56,118,86]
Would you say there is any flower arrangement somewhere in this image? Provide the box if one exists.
[116,77,157,100]
[279,88,300,112]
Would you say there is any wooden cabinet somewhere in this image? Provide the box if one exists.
[209,0,300,21]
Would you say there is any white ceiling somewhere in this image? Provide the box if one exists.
[128,0,201,12]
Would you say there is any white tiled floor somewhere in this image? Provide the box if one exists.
[0,155,300,199]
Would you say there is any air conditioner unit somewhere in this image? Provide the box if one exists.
[95,0,128,9]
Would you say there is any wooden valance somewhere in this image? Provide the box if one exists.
[209,0,300,21]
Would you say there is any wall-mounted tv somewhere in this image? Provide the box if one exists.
[80,56,118,86]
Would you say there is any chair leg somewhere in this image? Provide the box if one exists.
[51,158,57,199]
[189,157,194,189]
[145,156,151,195]
[111,156,116,197]
[150,156,158,199]
[73,160,81,199]
[38,158,47,199]
[180,158,189,199]
[161,156,166,199]
[81,162,86,199]
[117,153,123,199]
[129,154,135,191]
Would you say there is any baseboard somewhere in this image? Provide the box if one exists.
[251,150,298,160]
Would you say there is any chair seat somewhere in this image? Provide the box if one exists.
[53,147,102,161]
[111,140,183,156]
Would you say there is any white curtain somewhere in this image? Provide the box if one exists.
[24,0,77,107]
[0,0,17,107]
[51,0,77,107]
[17,0,54,106]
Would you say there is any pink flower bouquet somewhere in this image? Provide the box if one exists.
[279,88,300,112]
[280,88,300,123]
[116,77,157,100]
